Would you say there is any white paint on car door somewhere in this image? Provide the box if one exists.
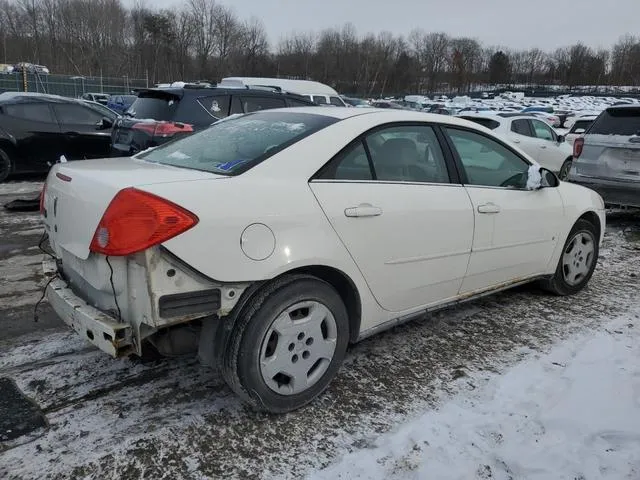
[443,126,565,293]
[310,124,474,313]
[530,119,568,172]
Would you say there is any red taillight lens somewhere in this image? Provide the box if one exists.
[131,121,194,138]
[39,182,47,214]
[89,188,198,256]
[573,137,584,158]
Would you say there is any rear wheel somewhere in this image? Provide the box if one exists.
[559,158,572,180]
[221,274,349,413]
[541,219,598,295]
[0,148,12,183]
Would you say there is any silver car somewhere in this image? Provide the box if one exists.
[568,105,640,208]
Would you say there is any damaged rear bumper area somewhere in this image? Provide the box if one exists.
[43,258,134,357]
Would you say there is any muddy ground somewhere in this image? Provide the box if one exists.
[0,178,638,479]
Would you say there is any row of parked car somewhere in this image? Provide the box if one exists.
[0,81,638,209]
[0,84,316,182]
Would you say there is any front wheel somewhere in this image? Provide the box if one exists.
[559,158,572,180]
[541,219,599,296]
[221,275,349,413]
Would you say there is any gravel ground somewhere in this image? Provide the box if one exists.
[0,178,638,480]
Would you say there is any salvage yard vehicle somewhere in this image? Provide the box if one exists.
[568,105,640,208]
[0,92,118,182]
[459,113,575,179]
[111,83,315,156]
[41,107,605,413]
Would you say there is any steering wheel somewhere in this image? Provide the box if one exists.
[500,172,526,188]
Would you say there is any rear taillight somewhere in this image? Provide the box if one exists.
[39,182,47,214]
[573,137,584,158]
[131,121,194,138]
[89,188,198,256]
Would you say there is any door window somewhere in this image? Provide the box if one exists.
[329,96,344,106]
[3,103,55,123]
[511,119,533,137]
[445,127,530,188]
[312,95,328,105]
[318,124,450,184]
[239,96,286,113]
[531,119,556,141]
[52,103,103,125]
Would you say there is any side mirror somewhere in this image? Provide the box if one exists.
[540,167,559,188]
[526,166,559,190]
[556,135,565,143]
[97,117,113,130]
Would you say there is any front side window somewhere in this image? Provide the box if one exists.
[445,127,530,188]
[531,119,555,141]
[53,104,103,125]
[313,95,328,105]
[329,96,344,106]
[137,111,337,175]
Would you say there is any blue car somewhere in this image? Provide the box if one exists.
[107,94,137,115]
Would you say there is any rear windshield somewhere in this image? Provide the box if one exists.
[460,116,500,130]
[588,108,640,136]
[126,91,179,120]
[137,111,338,175]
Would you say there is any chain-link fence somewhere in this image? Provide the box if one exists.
[0,73,148,98]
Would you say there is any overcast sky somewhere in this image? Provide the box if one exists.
[126,0,638,51]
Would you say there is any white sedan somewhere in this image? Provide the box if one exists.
[459,113,575,179]
[41,107,605,413]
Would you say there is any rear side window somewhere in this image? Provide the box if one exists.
[3,103,55,123]
[127,92,179,120]
[240,96,286,113]
[197,95,230,119]
[461,116,500,130]
[570,120,593,133]
[588,108,640,136]
[137,111,338,175]
[511,119,532,136]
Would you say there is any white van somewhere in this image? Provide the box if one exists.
[219,77,348,107]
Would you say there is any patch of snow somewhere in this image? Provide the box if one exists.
[311,310,640,480]
[526,164,542,190]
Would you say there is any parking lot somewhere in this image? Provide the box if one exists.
[0,178,639,479]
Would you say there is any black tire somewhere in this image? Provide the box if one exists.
[0,148,11,183]
[559,158,572,180]
[541,219,599,296]
[221,274,349,413]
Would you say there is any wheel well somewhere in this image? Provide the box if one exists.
[283,265,362,343]
[578,211,601,239]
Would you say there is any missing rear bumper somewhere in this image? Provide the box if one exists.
[44,259,134,357]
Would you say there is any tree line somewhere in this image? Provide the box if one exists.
[1,0,640,96]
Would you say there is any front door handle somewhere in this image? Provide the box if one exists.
[540,145,547,149]
[512,139,521,143]
[344,203,383,217]
[477,202,501,214]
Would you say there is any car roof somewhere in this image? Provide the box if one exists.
[140,86,314,101]
[0,91,81,104]
[247,106,502,130]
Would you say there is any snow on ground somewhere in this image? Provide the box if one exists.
[311,309,640,480]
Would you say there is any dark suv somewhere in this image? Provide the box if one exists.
[0,92,119,182]
[111,84,316,156]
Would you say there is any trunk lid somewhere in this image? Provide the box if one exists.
[43,157,226,260]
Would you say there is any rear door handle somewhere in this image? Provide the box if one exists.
[477,202,501,214]
[344,204,383,217]
[540,145,547,149]
[512,139,521,143]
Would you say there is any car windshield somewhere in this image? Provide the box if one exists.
[137,111,338,175]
